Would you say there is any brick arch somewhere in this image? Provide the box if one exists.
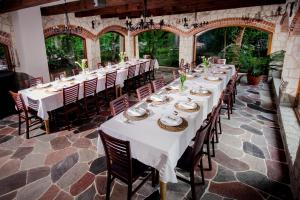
[97,25,128,37]
[43,25,96,40]
[0,30,12,46]
[188,18,275,36]
[130,23,186,37]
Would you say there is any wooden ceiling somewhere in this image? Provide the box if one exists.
[0,0,59,14]
[1,0,286,18]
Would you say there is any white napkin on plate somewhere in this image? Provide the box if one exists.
[169,84,179,90]
[151,94,167,102]
[206,76,219,81]
[127,107,146,117]
[178,101,197,109]
[160,115,182,126]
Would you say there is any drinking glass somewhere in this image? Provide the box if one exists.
[60,74,65,80]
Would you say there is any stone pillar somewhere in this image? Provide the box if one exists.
[271,18,289,53]
[179,35,194,64]
[135,36,139,59]
[125,34,135,59]
[86,38,100,69]
[10,7,50,81]
[119,35,125,52]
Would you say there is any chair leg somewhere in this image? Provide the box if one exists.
[127,183,132,200]
[227,103,230,120]
[106,173,112,200]
[25,119,29,139]
[190,170,196,200]
[18,114,21,135]
[199,158,205,184]
[211,136,215,157]
[214,122,219,143]
[207,141,212,170]
[218,116,222,135]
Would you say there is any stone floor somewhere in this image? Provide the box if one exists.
[0,72,293,200]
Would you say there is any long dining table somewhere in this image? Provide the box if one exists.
[97,64,236,200]
[19,59,157,133]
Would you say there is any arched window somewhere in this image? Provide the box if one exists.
[99,32,125,64]
[0,43,12,71]
[45,34,86,75]
[137,30,179,67]
[195,27,269,64]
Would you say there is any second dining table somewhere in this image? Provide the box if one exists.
[97,64,236,200]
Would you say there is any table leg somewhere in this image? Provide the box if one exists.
[160,181,167,200]
[44,120,50,134]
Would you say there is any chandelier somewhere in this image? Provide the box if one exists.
[125,0,155,31]
[179,13,209,29]
[52,0,83,34]
[242,1,296,23]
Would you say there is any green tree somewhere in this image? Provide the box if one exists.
[99,32,121,63]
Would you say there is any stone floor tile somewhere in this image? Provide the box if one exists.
[266,160,290,184]
[38,185,60,200]
[0,159,21,179]
[0,171,27,196]
[213,165,236,183]
[79,149,97,163]
[240,124,263,135]
[20,153,45,170]
[268,145,287,163]
[95,175,107,195]
[44,146,77,166]
[70,172,95,196]
[89,156,107,175]
[213,150,249,171]
[50,136,71,150]
[27,166,50,184]
[73,138,92,148]
[54,191,73,200]
[11,146,34,160]
[0,191,17,200]
[16,177,52,200]
[243,141,265,159]
[77,184,96,200]
[240,154,267,175]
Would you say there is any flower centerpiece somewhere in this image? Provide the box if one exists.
[201,56,210,69]
[178,70,187,91]
[75,59,88,74]
[119,52,127,63]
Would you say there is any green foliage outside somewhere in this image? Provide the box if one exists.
[45,34,85,75]
[0,44,6,61]
[99,32,121,63]
[138,30,179,67]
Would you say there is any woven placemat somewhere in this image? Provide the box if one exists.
[204,77,222,82]
[157,117,188,132]
[190,90,212,96]
[165,87,179,93]
[174,102,200,112]
[212,71,227,75]
[123,110,149,121]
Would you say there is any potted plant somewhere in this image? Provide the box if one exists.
[239,45,269,85]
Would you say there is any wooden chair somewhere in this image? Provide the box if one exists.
[50,71,67,81]
[172,70,179,80]
[176,116,212,200]
[151,77,165,92]
[105,71,117,101]
[72,68,80,76]
[124,65,137,94]
[29,77,43,87]
[136,84,152,101]
[9,91,42,139]
[222,81,235,119]
[147,59,155,81]
[137,62,147,85]
[61,84,80,130]
[83,78,98,116]
[110,94,129,116]
[99,131,155,200]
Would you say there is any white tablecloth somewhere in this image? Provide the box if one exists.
[19,59,152,120]
[97,65,235,183]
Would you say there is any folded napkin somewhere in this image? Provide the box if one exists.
[206,76,219,81]
[178,101,197,109]
[127,107,146,117]
[169,84,179,90]
[160,115,182,126]
[151,94,167,102]
[36,83,51,89]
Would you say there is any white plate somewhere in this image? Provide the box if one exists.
[150,94,166,102]
[36,83,51,89]
[177,101,197,109]
[186,74,194,78]
[127,107,146,117]
[206,76,220,81]
[160,115,182,126]
[194,68,203,73]
[219,65,230,69]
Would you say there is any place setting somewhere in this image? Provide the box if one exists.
[146,91,172,105]
[190,85,212,96]
[123,104,150,121]
[204,75,223,82]
[157,111,188,132]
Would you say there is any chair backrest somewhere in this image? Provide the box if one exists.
[217,59,226,64]
[151,77,165,92]
[99,131,132,182]
[192,118,213,167]
[172,70,179,80]
[110,94,129,116]
[105,71,117,89]
[138,62,146,75]
[83,77,98,98]
[9,91,28,116]
[51,71,67,81]
[29,77,43,87]
[127,65,137,79]
[63,84,79,106]
[72,68,80,76]
[136,84,152,101]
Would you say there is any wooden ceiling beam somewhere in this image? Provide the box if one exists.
[74,0,286,18]
[0,0,60,14]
